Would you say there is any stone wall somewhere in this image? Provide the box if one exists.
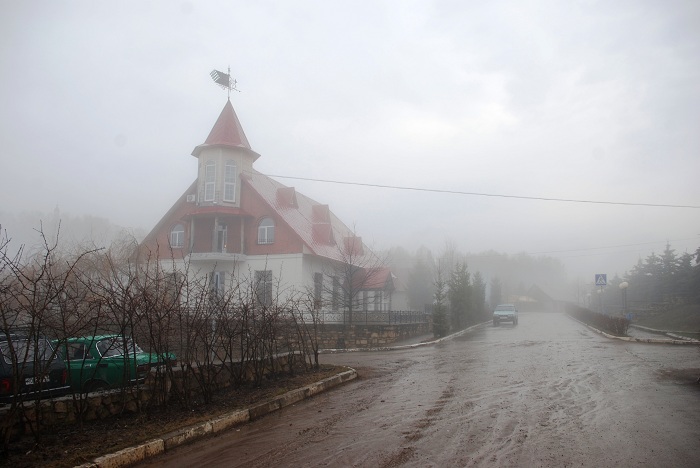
[1,323,430,435]
[315,322,431,349]
[0,354,297,435]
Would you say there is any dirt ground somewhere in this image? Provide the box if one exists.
[141,312,700,468]
[0,365,343,468]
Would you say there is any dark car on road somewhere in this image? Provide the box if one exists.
[0,331,70,404]
[493,303,519,326]
[57,334,174,393]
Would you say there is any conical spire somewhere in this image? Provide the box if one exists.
[192,99,255,157]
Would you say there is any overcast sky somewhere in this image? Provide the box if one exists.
[1,0,699,280]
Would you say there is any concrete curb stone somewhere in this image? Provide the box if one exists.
[629,324,700,342]
[89,439,165,468]
[567,315,699,345]
[75,367,357,468]
[210,409,249,433]
[162,421,213,451]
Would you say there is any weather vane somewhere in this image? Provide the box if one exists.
[210,66,239,98]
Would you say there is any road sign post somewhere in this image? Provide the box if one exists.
[595,274,607,286]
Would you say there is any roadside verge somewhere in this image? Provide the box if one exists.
[76,323,488,467]
[76,368,357,468]
[567,314,699,345]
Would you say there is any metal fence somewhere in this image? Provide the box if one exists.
[302,310,431,325]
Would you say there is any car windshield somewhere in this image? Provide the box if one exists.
[495,305,514,311]
[0,338,52,365]
[96,337,144,358]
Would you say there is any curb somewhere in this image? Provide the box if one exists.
[629,324,700,342]
[567,315,699,345]
[75,368,357,468]
[76,323,488,467]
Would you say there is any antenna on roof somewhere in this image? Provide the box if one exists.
[210,66,239,99]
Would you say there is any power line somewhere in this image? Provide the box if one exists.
[265,174,700,209]
[526,237,700,256]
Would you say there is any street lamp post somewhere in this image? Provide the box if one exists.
[619,281,629,317]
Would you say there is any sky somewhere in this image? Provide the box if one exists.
[1,0,699,281]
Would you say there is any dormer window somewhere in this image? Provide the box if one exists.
[258,217,275,244]
[170,223,185,248]
[223,160,237,202]
[204,161,216,201]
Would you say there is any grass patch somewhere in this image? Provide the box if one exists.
[632,304,700,332]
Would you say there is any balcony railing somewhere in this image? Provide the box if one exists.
[186,252,246,263]
[301,310,431,325]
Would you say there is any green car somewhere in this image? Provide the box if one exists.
[57,335,174,393]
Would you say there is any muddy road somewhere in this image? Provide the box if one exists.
[142,311,700,467]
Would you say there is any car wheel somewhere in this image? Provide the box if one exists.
[85,381,108,393]
[493,319,499,326]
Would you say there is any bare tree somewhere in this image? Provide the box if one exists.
[318,233,389,325]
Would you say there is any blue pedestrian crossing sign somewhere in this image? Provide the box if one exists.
[595,274,607,286]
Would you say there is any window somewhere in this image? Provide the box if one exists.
[96,337,143,358]
[374,291,383,311]
[332,276,340,311]
[258,217,275,244]
[215,225,227,252]
[165,272,183,303]
[210,271,225,298]
[314,273,323,309]
[170,223,185,248]
[255,270,273,307]
[204,161,216,201]
[362,291,369,311]
[67,343,93,360]
[223,160,236,202]
[0,338,51,365]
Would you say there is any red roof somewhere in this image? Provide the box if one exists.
[352,267,393,290]
[245,171,374,263]
[192,100,258,159]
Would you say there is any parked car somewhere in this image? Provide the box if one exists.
[0,331,70,404]
[493,303,519,326]
[56,335,174,393]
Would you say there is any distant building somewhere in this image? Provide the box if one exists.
[140,99,401,314]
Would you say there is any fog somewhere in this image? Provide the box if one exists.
[1,1,699,287]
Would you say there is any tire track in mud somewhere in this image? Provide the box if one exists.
[360,346,468,467]
[445,339,584,466]
[245,358,425,468]
[143,313,700,467]
[455,335,629,466]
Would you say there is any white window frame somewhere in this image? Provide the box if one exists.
[223,160,236,202]
[211,271,225,298]
[314,272,323,309]
[373,291,383,311]
[204,161,216,202]
[170,223,185,248]
[332,276,340,311]
[255,270,273,307]
[257,217,275,244]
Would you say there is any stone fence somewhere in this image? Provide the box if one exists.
[0,353,298,436]
[314,322,431,349]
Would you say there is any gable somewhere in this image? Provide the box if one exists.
[276,187,298,208]
[244,171,367,262]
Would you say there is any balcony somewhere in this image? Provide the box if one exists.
[186,252,246,263]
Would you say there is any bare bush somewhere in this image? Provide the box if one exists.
[0,225,322,454]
